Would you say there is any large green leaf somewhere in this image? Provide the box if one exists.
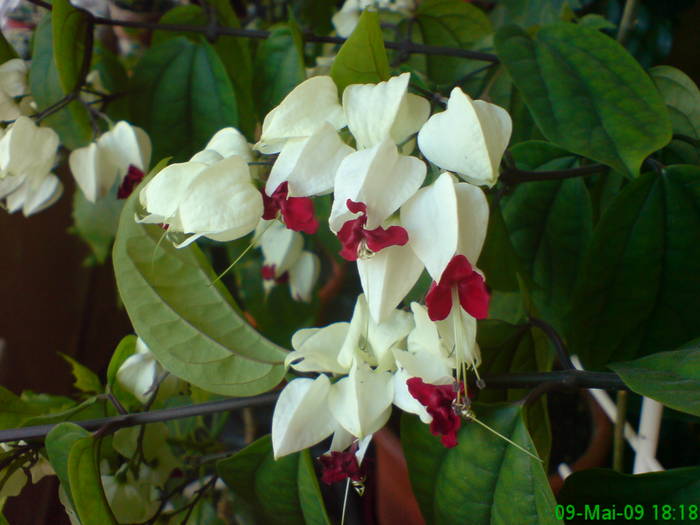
[68,437,118,525]
[217,435,331,525]
[51,0,89,93]
[30,15,92,149]
[414,0,492,85]
[401,404,557,525]
[478,194,523,293]
[331,10,390,94]
[129,36,238,162]
[477,321,553,464]
[650,65,700,140]
[495,23,671,176]
[253,21,306,118]
[559,467,700,524]
[609,339,700,417]
[112,181,287,396]
[152,2,255,138]
[568,165,700,368]
[501,141,593,330]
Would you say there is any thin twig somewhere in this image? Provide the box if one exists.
[613,390,628,471]
[25,0,499,62]
[616,0,639,45]
[0,392,279,443]
[480,370,628,391]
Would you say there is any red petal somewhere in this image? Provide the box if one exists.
[280,196,318,234]
[117,165,145,199]
[364,225,408,253]
[425,282,453,321]
[346,199,367,215]
[407,378,461,449]
[261,190,279,220]
[457,272,490,319]
[439,255,474,287]
[337,216,365,261]
[261,264,276,280]
[319,450,363,485]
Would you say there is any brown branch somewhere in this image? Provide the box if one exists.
[26,0,499,62]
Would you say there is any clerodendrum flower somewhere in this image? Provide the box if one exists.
[0,59,28,121]
[139,155,262,247]
[332,0,416,37]
[0,116,62,216]
[402,172,489,373]
[69,121,152,202]
[342,72,430,150]
[417,87,512,187]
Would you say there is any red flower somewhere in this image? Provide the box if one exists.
[407,377,461,448]
[337,199,408,261]
[319,449,363,485]
[262,182,318,234]
[117,165,145,199]
[424,255,489,321]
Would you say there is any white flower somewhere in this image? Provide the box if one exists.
[101,471,159,524]
[69,121,151,202]
[202,127,252,161]
[254,76,346,155]
[401,172,489,281]
[343,72,429,150]
[0,171,63,216]
[138,156,263,248]
[0,58,27,120]
[272,375,338,458]
[0,116,58,178]
[329,137,425,233]
[288,251,320,302]
[332,0,415,37]
[418,87,512,187]
[256,219,304,278]
[0,442,54,500]
[116,338,181,403]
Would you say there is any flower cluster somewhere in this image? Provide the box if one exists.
[258,72,510,466]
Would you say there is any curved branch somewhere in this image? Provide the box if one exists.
[481,370,628,391]
[529,317,575,370]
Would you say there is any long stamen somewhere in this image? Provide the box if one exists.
[209,220,275,286]
[340,478,351,525]
[469,416,542,462]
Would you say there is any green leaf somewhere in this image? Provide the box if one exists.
[568,165,700,368]
[609,339,700,417]
[559,467,700,523]
[59,353,103,394]
[71,189,124,265]
[650,65,700,140]
[153,2,256,139]
[253,21,306,118]
[68,437,118,525]
[414,0,493,85]
[495,23,671,176]
[51,0,90,93]
[0,386,42,430]
[331,10,390,94]
[491,0,574,28]
[0,29,18,63]
[477,321,553,464]
[401,404,557,525]
[112,178,287,396]
[20,397,102,427]
[129,36,238,162]
[217,435,331,525]
[501,141,593,330]
[30,15,92,149]
[92,44,130,122]
[45,422,90,507]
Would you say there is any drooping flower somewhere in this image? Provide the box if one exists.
[319,448,363,485]
[288,251,320,303]
[138,155,262,247]
[69,121,151,202]
[407,377,462,448]
[116,338,182,404]
[417,87,512,187]
[342,72,429,150]
[0,117,62,216]
[254,76,346,155]
[332,0,416,37]
[337,200,408,261]
[0,58,28,120]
